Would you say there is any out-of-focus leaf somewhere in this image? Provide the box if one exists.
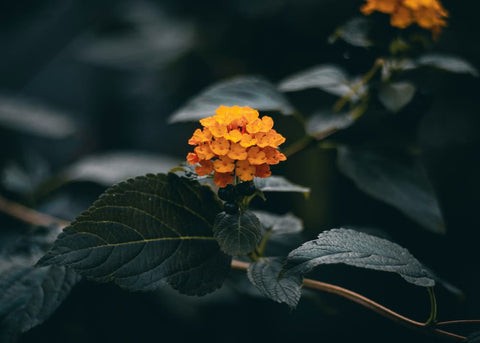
[416,54,478,76]
[329,17,372,48]
[337,147,445,233]
[285,228,435,287]
[168,76,295,123]
[254,176,310,194]
[74,2,194,70]
[253,211,303,235]
[247,257,302,308]
[306,109,355,139]
[213,211,262,256]
[38,173,231,295]
[1,154,51,195]
[0,226,80,342]
[0,95,77,139]
[378,82,416,113]
[467,331,480,342]
[278,65,355,97]
[62,151,180,186]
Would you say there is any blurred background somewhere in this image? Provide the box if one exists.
[1,0,479,342]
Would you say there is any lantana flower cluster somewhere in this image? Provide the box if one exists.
[186,105,286,188]
[361,0,448,37]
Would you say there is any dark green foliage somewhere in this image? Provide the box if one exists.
[337,147,445,233]
[285,228,435,287]
[224,202,239,215]
[218,184,237,202]
[38,173,232,295]
[236,181,256,196]
[247,257,302,308]
[213,210,262,256]
[377,82,416,113]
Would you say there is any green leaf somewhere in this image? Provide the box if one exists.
[0,95,77,139]
[378,82,416,113]
[285,228,435,287]
[247,257,302,308]
[416,54,478,76]
[168,76,295,123]
[38,173,232,295]
[278,65,356,97]
[306,109,355,139]
[329,17,372,48]
[62,151,181,186]
[0,226,80,342]
[0,259,80,343]
[254,176,310,194]
[253,211,303,235]
[213,210,262,256]
[337,147,445,233]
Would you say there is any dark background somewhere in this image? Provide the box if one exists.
[1,0,479,342]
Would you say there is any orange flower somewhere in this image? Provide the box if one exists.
[186,105,287,187]
[360,0,448,37]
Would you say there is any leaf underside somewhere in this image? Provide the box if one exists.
[38,173,231,296]
[247,257,302,308]
[285,228,435,287]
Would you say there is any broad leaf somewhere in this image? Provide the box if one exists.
[337,147,445,233]
[0,95,77,139]
[168,76,295,123]
[62,151,181,186]
[278,65,355,97]
[0,259,80,343]
[0,226,80,342]
[254,176,310,194]
[213,211,262,256]
[416,54,478,76]
[253,211,303,235]
[378,82,416,113]
[306,109,355,139]
[329,17,372,48]
[285,228,435,287]
[247,257,302,308]
[38,173,232,295]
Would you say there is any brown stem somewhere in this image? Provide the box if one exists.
[437,319,480,326]
[231,260,466,341]
[0,195,69,228]
[0,195,470,342]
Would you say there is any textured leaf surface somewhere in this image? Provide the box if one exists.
[247,257,302,308]
[0,226,80,342]
[213,211,262,256]
[168,76,295,123]
[306,109,355,139]
[253,211,303,235]
[417,54,478,76]
[285,228,435,287]
[63,151,180,186]
[278,65,353,97]
[378,82,416,113]
[38,173,231,295]
[0,259,80,343]
[254,176,310,194]
[337,147,445,233]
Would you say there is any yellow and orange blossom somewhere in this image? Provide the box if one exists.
[186,105,286,187]
[361,0,448,37]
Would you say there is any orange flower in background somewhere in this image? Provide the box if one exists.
[186,105,286,187]
[360,0,448,37]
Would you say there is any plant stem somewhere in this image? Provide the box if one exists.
[0,195,470,341]
[333,58,384,113]
[426,287,438,325]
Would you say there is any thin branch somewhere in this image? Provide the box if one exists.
[0,195,69,228]
[0,195,470,342]
[231,260,466,341]
[437,319,480,326]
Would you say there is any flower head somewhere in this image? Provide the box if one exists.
[360,0,448,38]
[187,105,286,187]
